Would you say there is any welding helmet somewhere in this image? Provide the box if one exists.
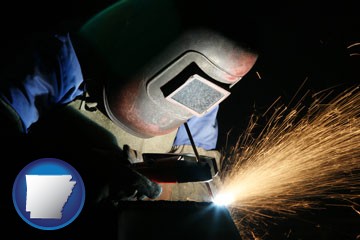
[79,0,258,138]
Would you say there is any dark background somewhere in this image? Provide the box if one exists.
[1,0,359,239]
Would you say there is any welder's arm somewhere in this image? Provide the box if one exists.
[173,105,219,151]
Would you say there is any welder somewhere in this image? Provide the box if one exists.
[0,0,258,205]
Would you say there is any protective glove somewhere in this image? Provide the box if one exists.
[92,145,162,204]
[106,164,162,201]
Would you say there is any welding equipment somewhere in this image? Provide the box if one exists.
[79,0,258,138]
[133,152,218,183]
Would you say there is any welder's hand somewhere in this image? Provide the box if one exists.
[93,145,162,203]
[106,165,162,201]
[123,144,143,163]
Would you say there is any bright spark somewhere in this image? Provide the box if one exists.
[347,42,360,56]
[213,191,235,206]
[347,42,360,48]
[255,71,262,80]
[218,85,360,239]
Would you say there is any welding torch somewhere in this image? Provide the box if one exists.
[131,122,217,199]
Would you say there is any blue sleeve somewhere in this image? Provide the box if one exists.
[173,105,219,150]
[0,33,84,132]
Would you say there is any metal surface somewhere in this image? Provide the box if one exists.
[94,201,243,240]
